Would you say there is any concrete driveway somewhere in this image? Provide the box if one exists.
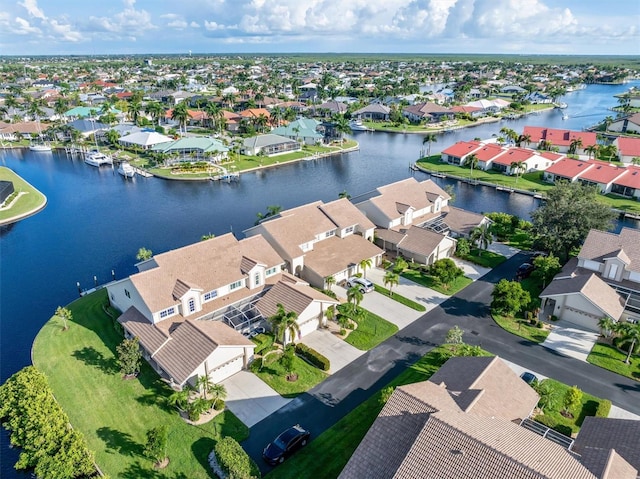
[299,328,365,374]
[221,371,292,427]
[541,321,599,362]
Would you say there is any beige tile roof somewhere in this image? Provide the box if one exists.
[579,228,640,272]
[129,233,283,314]
[574,417,640,476]
[319,198,376,230]
[118,306,170,353]
[540,272,626,320]
[303,234,383,278]
[374,227,406,245]
[397,226,454,259]
[255,280,338,318]
[442,206,488,236]
[368,178,434,221]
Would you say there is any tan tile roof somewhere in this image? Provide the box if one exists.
[303,234,383,278]
[118,306,170,353]
[574,417,640,475]
[442,206,488,236]
[319,198,376,230]
[368,178,434,221]
[579,228,640,272]
[130,233,283,314]
[397,226,454,259]
[540,272,625,320]
[255,280,337,318]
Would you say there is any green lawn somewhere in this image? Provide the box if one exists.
[250,354,328,398]
[533,379,605,434]
[456,248,507,268]
[587,342,640,381]
[506,230,535,250]
[372,284,426,312]
[0,166,47,222]
[343,307,399,351]
[266,345,489,479]
[492,314,550,343]
[32,290,249,478]
[401,269,473,295]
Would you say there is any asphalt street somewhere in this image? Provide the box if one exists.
[243,252,640,475]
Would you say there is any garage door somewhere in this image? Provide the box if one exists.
[298,318,319,338]
[562,309,599,332]
[209,355,244,383]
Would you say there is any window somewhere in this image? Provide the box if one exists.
[124,289,130,298]
[229,280,243,291]
[188,298,196,313]
[204,290,218,301]
[344,225,354,234]
[159,306,175,319]
[325,230,335,238]
[265,266,278,276]
[254,272,261,286]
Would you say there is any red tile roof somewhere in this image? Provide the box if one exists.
[577,162,627,184]
[613,166,640,189]
[545,158,594,179]
[616,137,640,157]
[450,105,482,113]
[523,126,597,147]
[492,147,536,166]
[441,140,481,158]
[473,143,506,162]
[539,151,564,162]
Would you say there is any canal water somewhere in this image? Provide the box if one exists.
[1,80,638,475]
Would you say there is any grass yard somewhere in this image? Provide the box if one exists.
[401,268,473,295]
[266,345,490,479]
[492,314,550,343]
[372,284,426,312]
[32,290,249,479]
[506,230,535,250]
[0,166,47,222]
[456,248,507,268]
[533,379,605,434]
[343,307,399,351]
[587,342,640,381]
[250,354,328,398]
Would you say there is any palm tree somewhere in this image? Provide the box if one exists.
[268,303,300,347]
[598,316,615,339]
[614,322,640,364]
[603,116,614,131]
[383,271,399,296]
[359,258,373,279]
[204,101,221,132]
[55,306,72,331]
[171,101,190,136]
[209,383,227,409]
[499,127,517,145]
[632,157,640,166]
[195,374,214,399]
[422,133,437,158]
[346,285,364,313]
[136,247,153,261]
[255,113,268,133]
[464,153,479,178]
[510,161,526,183]
[145,101,165,126]
[106,129,120,147]
[129,100,142,125]
[325,275,335,291]
[334,114,351,144]
[568,138,583,156]
[338,190,351,200]
[54,97,69,122]
[585,144,599,160]
[470,223,493,256]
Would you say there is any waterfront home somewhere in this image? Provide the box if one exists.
[469,142,507,170]
[351,103,390,121]
[0,121,49,141]
[522,126,597,155]
[245,198,382,289]
[314,100,348,117]
[608,113,640,135]
[67,118,109,138]
[107,233,337,387]
[118,131,174,150]
[341,355,637,479]
[241,134,301,156]
[440,140,483,165]
[540,227,640,330]
[151,137,229,163]
[610,166,640,199]
[489,147,538,174]
[450,105,484,118]
[464,98,510,114]
[271,118,324,145]
[614,136,640,164]
[543,158,628,194]
[402,102,453,123]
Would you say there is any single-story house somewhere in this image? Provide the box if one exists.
[314,101,348,117]
[64,106,120,119]
[271,118,324,145]
[402,102,453,123]
[490,147,537,174]
[67,118,109,137]
[440,140,482,165]
[351,103,390,121]
[375,225,456,265]
[119,131,174,150]
[523,126,597,155]
[610,166,640,199]
[614,136,640,164]
[151,137,229,162]
[0,121,49,140]
[241,134,301,157]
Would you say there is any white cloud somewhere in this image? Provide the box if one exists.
[88,0,156,37]
[18,0,45,20]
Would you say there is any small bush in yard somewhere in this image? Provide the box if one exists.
[253,334,274,355]
[295,343,330,371]
[214,437,260,479]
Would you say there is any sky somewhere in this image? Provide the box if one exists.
[1,0,638,56]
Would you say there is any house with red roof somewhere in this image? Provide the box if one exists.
[575,161,628,194]
[450,105,484,118]
[490,147,537,174]
[440,140,482,165]
[543,158,595,183]
[614,136,640,164]
[471,143,507,170]
[523,126,597,155]
[608,113,640,135]
[611,166,640,199]
[543,158,630,194]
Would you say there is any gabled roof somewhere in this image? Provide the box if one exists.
[545,158,594,180]
[319,198,376,231]
[441,206,488,236]
[255,280,337,319]
[242,134,298,149]
[576,162,627,185]
[612,166,640,189]
[303,234,383,278]
[441,140,482,158]
[473,143,507,162]
[522,126,597,148]
[352,103,390,115]
[614,137,640,157]
[579,228,640,272]
[491,147,536,166]
[397,226,453,258]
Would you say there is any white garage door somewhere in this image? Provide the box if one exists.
[562,309,599,332]
[298,318,319,338]
[209,355,244,383]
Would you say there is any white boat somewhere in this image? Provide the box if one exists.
[84,151,113,167]
[349,119,372,131]
[562,114,569,120]
[554,102,568,109]
[28,143,52,152]
[117,161,136,178]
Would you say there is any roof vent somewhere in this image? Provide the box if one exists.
[451,449,465,456]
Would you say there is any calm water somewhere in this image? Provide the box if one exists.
[1,80,638,475]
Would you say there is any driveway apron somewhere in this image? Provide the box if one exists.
[541,321,599,362]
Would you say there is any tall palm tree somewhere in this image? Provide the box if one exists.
[568,138,583,155]
[325,275,336,291]
[613,321,640,364]
[268,303,300,347]
[359,258,373,279]
[346,285,364,313]
[145,101,165,126]
[334,114,350,144]
[510,161,526,183]
[209,383,227,409]
[464,153,479,178]
[470,223,493,256]
[129,100,142,125]
[171,101,189,136]
[499,127,517,145]
[204,101,221,132]
[195,374,214,399]
[584,144,599,160]
[383,271,399,296]
[598,317,615,339]
[54,97,69,122]
[422,133,437,158]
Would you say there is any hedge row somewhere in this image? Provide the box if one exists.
[253,333,274,355]
[214,436,261,479]
[295,343,330,371]
[596,399,612,418]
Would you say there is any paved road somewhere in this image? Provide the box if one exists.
[243,252,640,475]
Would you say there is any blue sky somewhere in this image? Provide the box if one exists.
[1,0,638,56]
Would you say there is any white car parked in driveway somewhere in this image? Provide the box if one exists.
[345,277,374,293]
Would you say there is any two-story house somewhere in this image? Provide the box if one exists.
[244,198,383,289]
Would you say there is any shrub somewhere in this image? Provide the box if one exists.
[340,328,346,336]
[214,437,260,479]
[596,400,611,418]
[213,399,225,411]
[295,343,330,371]
[253,333,274,355]
[533,414,572,437]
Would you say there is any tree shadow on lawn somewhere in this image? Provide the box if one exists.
[192,437,217,477]
[71,346,119,374]
[120,461,191,479]
[96,426,145,457]
[134,363,174,412]
[576,400,599,427]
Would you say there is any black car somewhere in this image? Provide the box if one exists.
[520,371,538,385]
[516,263,534,280]
[263,424,310,465]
